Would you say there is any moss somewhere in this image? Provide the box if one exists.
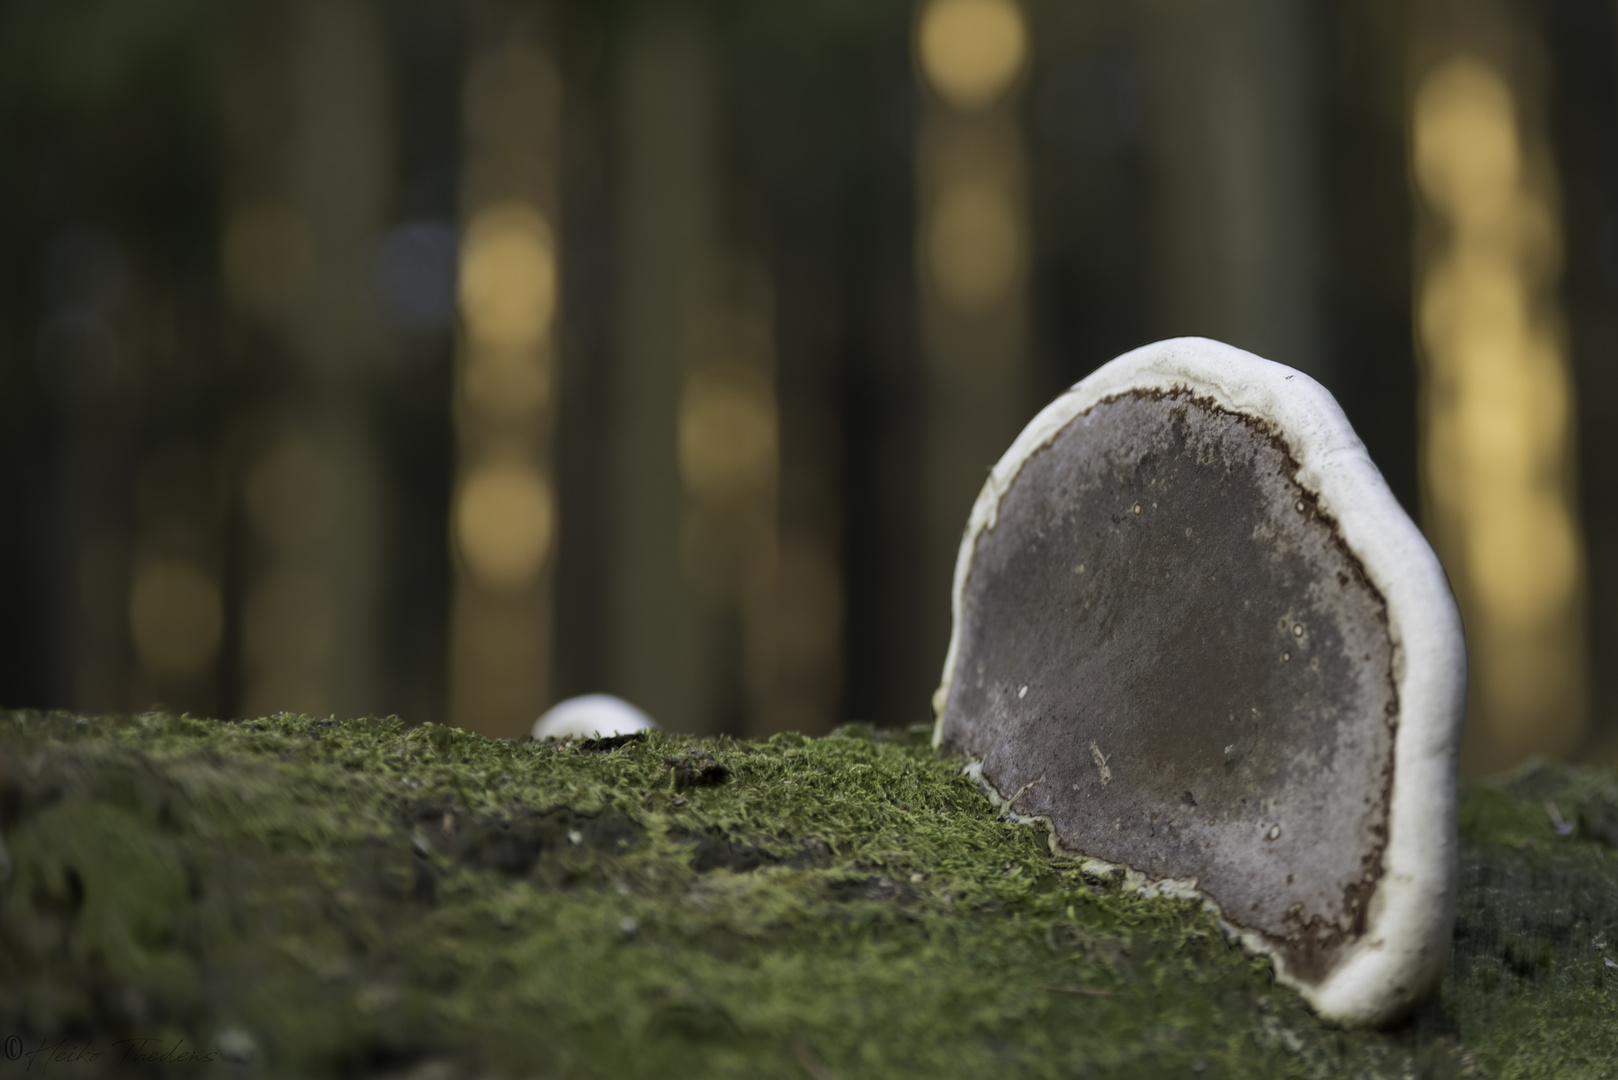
[0,712,1611,1078]
[1443,762,1618,1079]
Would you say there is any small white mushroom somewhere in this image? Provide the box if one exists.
[531,694,659,741]
[934,337,1465,1027]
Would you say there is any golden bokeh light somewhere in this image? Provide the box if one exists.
[1412,55,1585,766]
[455,461,555,591]
[914,0,1031,696]
[928,178,1021,312]
[1414,61,1521,226]
[677,369,779,504]
[918,0,1028,112]
[459,201,557,350]
[449,16,562,737]
[222,202,315,322]
[129,559,224,677]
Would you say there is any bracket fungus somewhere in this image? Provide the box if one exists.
[933,338,1466,1026]
[532,694,659,741]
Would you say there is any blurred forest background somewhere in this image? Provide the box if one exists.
[1,0,1615,778]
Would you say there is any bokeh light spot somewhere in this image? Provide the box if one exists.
[918,0,1028,111]
[459,202,556,349]
[1412,53,1585,762]
[1414,60,1520,226]
[455,462,555,591]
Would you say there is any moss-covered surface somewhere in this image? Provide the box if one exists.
[0,712,1613,1079]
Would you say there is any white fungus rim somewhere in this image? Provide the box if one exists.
[931,337,1467,1026]
[532,694,659,741]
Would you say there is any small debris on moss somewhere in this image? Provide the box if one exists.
[664,749,731,788]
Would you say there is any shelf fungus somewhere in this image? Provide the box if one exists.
[532,695,659,741]
[933,338,1466,1026]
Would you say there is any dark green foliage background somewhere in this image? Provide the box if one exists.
[0,712,1613,1078]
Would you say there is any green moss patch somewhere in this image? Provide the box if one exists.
[0,712,1612,1078]
[1445,762,1618,1078]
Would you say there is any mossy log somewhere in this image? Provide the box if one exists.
[0,712,1614,1078]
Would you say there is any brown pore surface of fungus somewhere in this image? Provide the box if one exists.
[937,390,1397,986]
